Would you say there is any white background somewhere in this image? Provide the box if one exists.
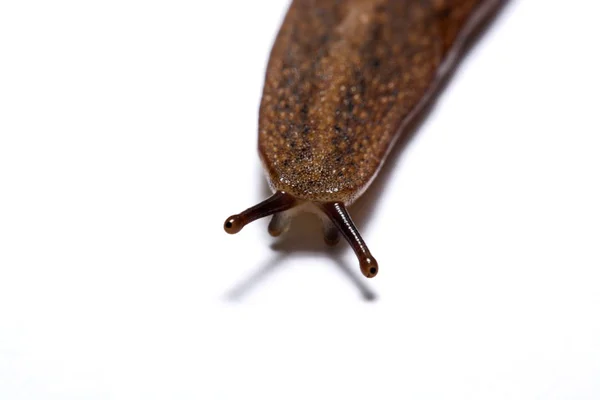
[1,0,600,399]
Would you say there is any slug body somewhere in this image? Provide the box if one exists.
[225,0,505,278]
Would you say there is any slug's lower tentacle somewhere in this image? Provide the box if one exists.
[268,212,291,237]
[318,202,378,278]
[224,191,297,234]
[322,220,341,246]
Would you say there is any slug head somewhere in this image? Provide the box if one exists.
[223,191,378,278]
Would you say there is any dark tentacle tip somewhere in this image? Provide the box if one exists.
[360,256,379,278]
[268,213,289,237]
[323,231,341,247]
[324,236,340,246]
[224,215,244,234]
[268,226,281,237]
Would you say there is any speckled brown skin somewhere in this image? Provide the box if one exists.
[259,0,503,203]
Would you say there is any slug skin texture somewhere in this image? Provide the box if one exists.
[259,0,501,202]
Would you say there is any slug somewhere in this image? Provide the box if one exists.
[224,0,505,278]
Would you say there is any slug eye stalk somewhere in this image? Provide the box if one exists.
[223,191,297,234]
[318,202,378,278]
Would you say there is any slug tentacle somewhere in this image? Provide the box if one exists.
[268,212,292,237]
[223,191,297,234]
[318,202,378,278]
[322,220,341,246]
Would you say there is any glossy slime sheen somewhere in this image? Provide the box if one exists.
[224,0,505,278]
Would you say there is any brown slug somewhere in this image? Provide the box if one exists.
[224,0,505,278]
